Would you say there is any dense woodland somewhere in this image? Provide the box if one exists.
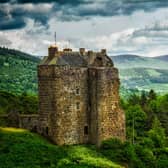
[0,47,39,94]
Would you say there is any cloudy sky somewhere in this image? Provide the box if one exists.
[1,0,168,56]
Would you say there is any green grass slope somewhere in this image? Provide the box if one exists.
[0,127,123,168]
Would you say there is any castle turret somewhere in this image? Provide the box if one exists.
[101,49,106,55]
[48,45,58,59]
[79,48,85,56]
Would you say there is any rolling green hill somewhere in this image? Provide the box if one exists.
[119,68,168,93]
[111,55,168,94]
[0,127,123,168]
[111,55,168,69]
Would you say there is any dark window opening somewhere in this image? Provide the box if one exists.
[32,125,37,132]
[46,127,48,135]
[97,57,102,61]
[76,102,80,110]
[84,126,88,135]
[76,88,80,95]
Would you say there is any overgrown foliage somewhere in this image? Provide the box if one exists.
[109,89,168,168]
[0,127,122,168]
[0,90,38,114]
[121,89,168,136]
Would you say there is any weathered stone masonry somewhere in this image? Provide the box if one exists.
[0,46,125,146]
[37,46,125,146]
[0,113,38,131]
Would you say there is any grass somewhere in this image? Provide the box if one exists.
[0,127,123,168]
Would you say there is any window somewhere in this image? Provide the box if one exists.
[97,56,102,61]
[76,88,80,95]
[46,127,48,135]
[76,102,80,110]
[84,126,88,135]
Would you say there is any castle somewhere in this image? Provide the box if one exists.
[37,45,125,146]
[0,45,125,146]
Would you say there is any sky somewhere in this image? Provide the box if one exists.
[1,0,168,57]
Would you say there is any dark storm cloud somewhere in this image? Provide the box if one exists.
[1,0,168,30]
[0,0,84,4]
[0,18,26,30]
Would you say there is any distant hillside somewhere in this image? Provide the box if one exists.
[110,54,168,94]
[119,68,168,93]
[0,47,167,95]
[154,55,168,61]
[0,47,40,94]
[111,55,168,69]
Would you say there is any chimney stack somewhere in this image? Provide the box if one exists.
[101,49,106,55]
[48,45,58,59]
[79,48,85,56]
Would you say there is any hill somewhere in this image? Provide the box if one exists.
[111,55,168,69]
[154,55,168,61]
[0,47,40,94]
[0,127,123,168]
[111,54,168,94]
[0,47,168,95]
[119,68,168,93]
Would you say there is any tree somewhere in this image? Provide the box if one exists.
[128,94,140,106]
[148,117,166,148]
[140,91,147,107]
[148,89,157,101]
[126,105,147,143]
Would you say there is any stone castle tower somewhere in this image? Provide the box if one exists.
[37,45,125,146]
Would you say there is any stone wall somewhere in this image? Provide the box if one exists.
[89,67,125,146]
[38,66,89,145]
[0,113,38,131]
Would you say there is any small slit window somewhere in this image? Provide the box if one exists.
[76,88,80,95]
[97,57,102,60]
[84,126,88,135]
[76,102,80,110]
[46,127,48,135]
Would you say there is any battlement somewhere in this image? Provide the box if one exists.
[42,46,113,68]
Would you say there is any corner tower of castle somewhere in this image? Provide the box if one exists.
[37,45,125,146]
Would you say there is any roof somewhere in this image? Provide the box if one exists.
[39,52,87,67]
